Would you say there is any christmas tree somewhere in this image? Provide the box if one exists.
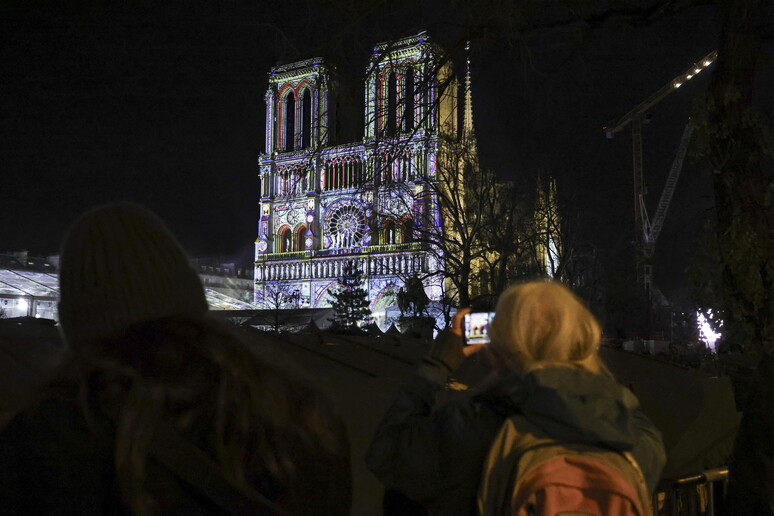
[329,261,372,332]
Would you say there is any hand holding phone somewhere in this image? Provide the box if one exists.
[463,311,495,345]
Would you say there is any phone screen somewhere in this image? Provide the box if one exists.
[463,311,495,345]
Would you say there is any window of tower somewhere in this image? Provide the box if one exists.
[284,91,295,152]
[386,72,397,137]
[379,153,392,184]
[353,159,363,186]
[404,69,415,132]
[299,168,308,192]
[383,221,396,245]
[296,225,307,251]
[280,228,292,253]
[401,218,414,243]
[401,154,411,181]
[301,89,312,149]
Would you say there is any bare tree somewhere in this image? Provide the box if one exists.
[479,177,540,295]
[256,280,296,333]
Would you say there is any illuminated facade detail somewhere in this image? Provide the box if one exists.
[255,32,461,315]
[535,177,563,278]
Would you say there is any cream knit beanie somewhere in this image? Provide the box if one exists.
[58,202,208,347]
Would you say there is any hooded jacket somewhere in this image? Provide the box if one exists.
[366,360,665,516]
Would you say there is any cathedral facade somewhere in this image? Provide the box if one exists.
[254,32,464,318]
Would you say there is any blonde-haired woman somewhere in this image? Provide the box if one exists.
[367,280,665,516]
[487,280,608,376]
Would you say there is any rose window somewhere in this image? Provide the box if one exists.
[326,205,366,248]
[286,210,300,225]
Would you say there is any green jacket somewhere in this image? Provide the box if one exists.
[366,361,666,516]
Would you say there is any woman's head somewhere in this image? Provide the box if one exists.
[58,202,208,352]
[489,281,608,375]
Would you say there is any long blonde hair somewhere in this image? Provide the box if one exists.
[73,315,350,514]
[489,281,610,376]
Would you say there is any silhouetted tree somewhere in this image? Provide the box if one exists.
[257,280,294,333]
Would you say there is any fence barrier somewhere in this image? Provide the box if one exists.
[655,467,728,516]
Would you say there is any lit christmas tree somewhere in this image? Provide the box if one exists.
[329,261,372,332]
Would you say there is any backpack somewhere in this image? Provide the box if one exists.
[477,414,653,516]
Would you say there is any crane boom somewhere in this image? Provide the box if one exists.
[648,122,694,245]
[604,50,717,137]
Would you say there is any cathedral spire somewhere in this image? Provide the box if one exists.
[463,41,476,142]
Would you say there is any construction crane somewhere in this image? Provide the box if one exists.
[603,50,717,306]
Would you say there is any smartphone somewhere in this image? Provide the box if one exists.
[463,311,496,345]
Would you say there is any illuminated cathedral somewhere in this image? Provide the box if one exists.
[254,32,472,319]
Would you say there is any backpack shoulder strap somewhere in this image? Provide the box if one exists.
[477,414,552,515]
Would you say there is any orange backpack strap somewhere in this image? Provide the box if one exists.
[477,415,653,516]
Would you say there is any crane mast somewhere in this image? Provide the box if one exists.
[603,50,717,338]
[603,50,716,307]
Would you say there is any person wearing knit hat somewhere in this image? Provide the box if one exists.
[0,202,351,515]
[58,202,208,348]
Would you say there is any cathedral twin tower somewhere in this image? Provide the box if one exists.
[255,32,468,318]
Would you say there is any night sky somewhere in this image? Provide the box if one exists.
[2,1,727,297]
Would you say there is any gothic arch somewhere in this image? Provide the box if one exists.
[382,220,396,245]
[295,224,308,251]
[283,90,296,152]
[277,225,292,253]
[313,280,338,308]
[300,87,312,149]
[372,283,399,312]
[400,216,414,243]
[385,70,398,136]
[403,66,415,132]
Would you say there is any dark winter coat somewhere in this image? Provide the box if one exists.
[366,360,666,516]
[0,398,141,515]
[0,392,351,515]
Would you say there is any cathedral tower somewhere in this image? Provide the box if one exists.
[254,32,467,324]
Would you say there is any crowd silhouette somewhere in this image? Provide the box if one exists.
[0,202,764,515]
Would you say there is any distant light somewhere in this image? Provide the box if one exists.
[703,60,712,66]
[419,38,425,43]
[694,68,702,74]
[674,82,682,88]
[686,74,693,79]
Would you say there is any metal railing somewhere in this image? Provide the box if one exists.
[256,250,311,262]
[655,467,728,516]
[256,242,421,262]
[364,242,421,254]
